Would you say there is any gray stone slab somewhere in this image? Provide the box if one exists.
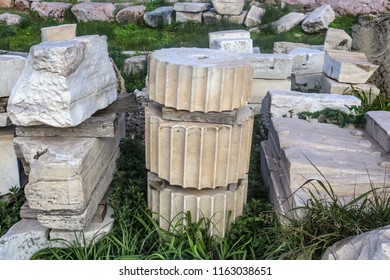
[0,55,26,98]
[302,4,335,33]
[271,12,307,33]
[243,53,292,79]
[0,127,20,195]
[175,11,203,23]
[365,111,390,153]
[289,47,325,75]
[173,2,211,12]
[143,6,174,27]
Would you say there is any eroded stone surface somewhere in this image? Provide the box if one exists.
[291,73,323,91]
[271,12,307,33]
[71,2,115,22]
[244,5,265,27]
[0,55,25,98]
[175,11,203,23]
[202,9,222,25]
[251,78,291,104]
[148,172,247,237]
[7,35,117,127]
[209,29,250,49]
[302,4,335,33]
[173,2,211,12]
[244,54,292,79]
[324,28,352,51]
[115,5,146,24]
[123,55,147,76]
[145,103,253,189]
[323,50,379,84]
[289,47,325,75]
[0,113,11,127]
[365,111,390,153]
[0,13,22,25]
[211,0,244,15]
[0,127,20,195]
[143,6,174,27]
[31,2,72,22]
[214,38,253,54]
[147,47,253,112]
[41,24,77,42]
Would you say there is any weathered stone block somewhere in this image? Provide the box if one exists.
[147,47,253,112]
[40,24,77,42]
[273,41,310,54]
[320,75,380,102]
[289,47,325,75]
[8,35,117,127]
[223,10,247,25]
[31,2,72,22]
[211,0,244,15]
[173,2,211,12]
[0,55,26,98]
[209,29,250,49]
[148,172,247,237]
[175,11,203,23]
[323,50,379,83]
[324,28,352,51]
[14,0,29,10]
[202,9,222,25]
[123,55,147,76]
[291,73,323,91]
[71,2,115,22]
[244,53,292,79]
[244,5,265,27]
[271,12,307,33]
[0,127,20,195]
[145,103,254,189]
[0,112,11,127]
[0,13,22,25]
[143,6,174,27]
[365,111,390,153]
[250,78,292,104]
[213,38,253,54]
[115,5,146,24]
[302,4,336,33]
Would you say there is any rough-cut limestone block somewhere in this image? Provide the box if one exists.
[271,12,307,33]
[322,225,390,260]
[36,148,119,230]
[214,38,253,54]
[251,78,292,104]
[0,127,20,195]
[209,29,250,49]
[243,53,292,79]
[145,103,254,189]
[289,47,325,75]
[0,13,22,25]
[143,6,174,27]
[211,0,244,15]
[31,2,72,21]
[123,55,147,76]
[273,42,310,54]
[15,0,29,11]
[40,24,77,42]
[0,112,11,127]
[291,73,323,91]
[0,219,50,260]
[0,55,26,98]
[320,75,380,101]
[115,5,146,24]
[302,4,336,33]
[223,10,247,25]
[323,50,379,83]
[202,9,222,25]
[173,2,211,12]
[147,172,248,237]
[244,6,265,27]
[147,48,253,112]
[7,35,117,127]
[175,11,203,23]
[71,2,115,22]
[324,28,352,51]
[49,207,114,248]
[260,90,361,127]
[365,111,390,153]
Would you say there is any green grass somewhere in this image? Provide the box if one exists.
[0,186,26,237]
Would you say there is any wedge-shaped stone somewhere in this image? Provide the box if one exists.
[7,35,117,127]
[365,111,390,153]
[260,90,361,127]
[320,75,380,102]
[209,29,250,49]
[243,53,292,79]
[289,47,325,75]
[324,28,352,51]
[145,103,253,189]
[214,38,253,54]
[13,132,120,212]
[302,4,336,33]
[271,12,307,33]
[40,24,77,42]
[323,50,379,83]
[148,172,247,237]
[244,6,265,27]
[0,127,20,195]
[147,48,253,112]
[0,55,26,98]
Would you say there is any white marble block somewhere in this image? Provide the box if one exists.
[7,35,117,127]
[147,47,253,112]
[0,55,26,98]
[244,53,292,79]
[289,47,325,75]
[209,29,250,49]
[324,28,352,51]
[214,38,253,53]
[323,50,379,83]
[0,127,20,195]
[251,78,292,104]
[175,11,203,23]
[302,4,336,33]
[211,0,244,15]
[271,12,307,33]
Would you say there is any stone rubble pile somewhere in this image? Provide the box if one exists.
[145,47,254,237]
[0,29,125,259]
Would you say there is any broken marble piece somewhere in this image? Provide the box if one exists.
[0,127,20,195]
[0,55,26,98]
[40,24,77,42]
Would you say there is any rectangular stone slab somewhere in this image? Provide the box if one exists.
[243,53,293,79]
[365,111,390,153]
[0,55,26,98]
[289,47,325,75]
[251,78,291,104]
[208,29,250,49]
[323,50,379,83]
[40,24,77,42]
[0,127,20,195]
[214,38,253,53]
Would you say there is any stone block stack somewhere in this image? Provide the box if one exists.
[0,55,25,195]
[5,35,123,242]
[320,49,380,102]
[145,47,254,237]
[209,29,254,54]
